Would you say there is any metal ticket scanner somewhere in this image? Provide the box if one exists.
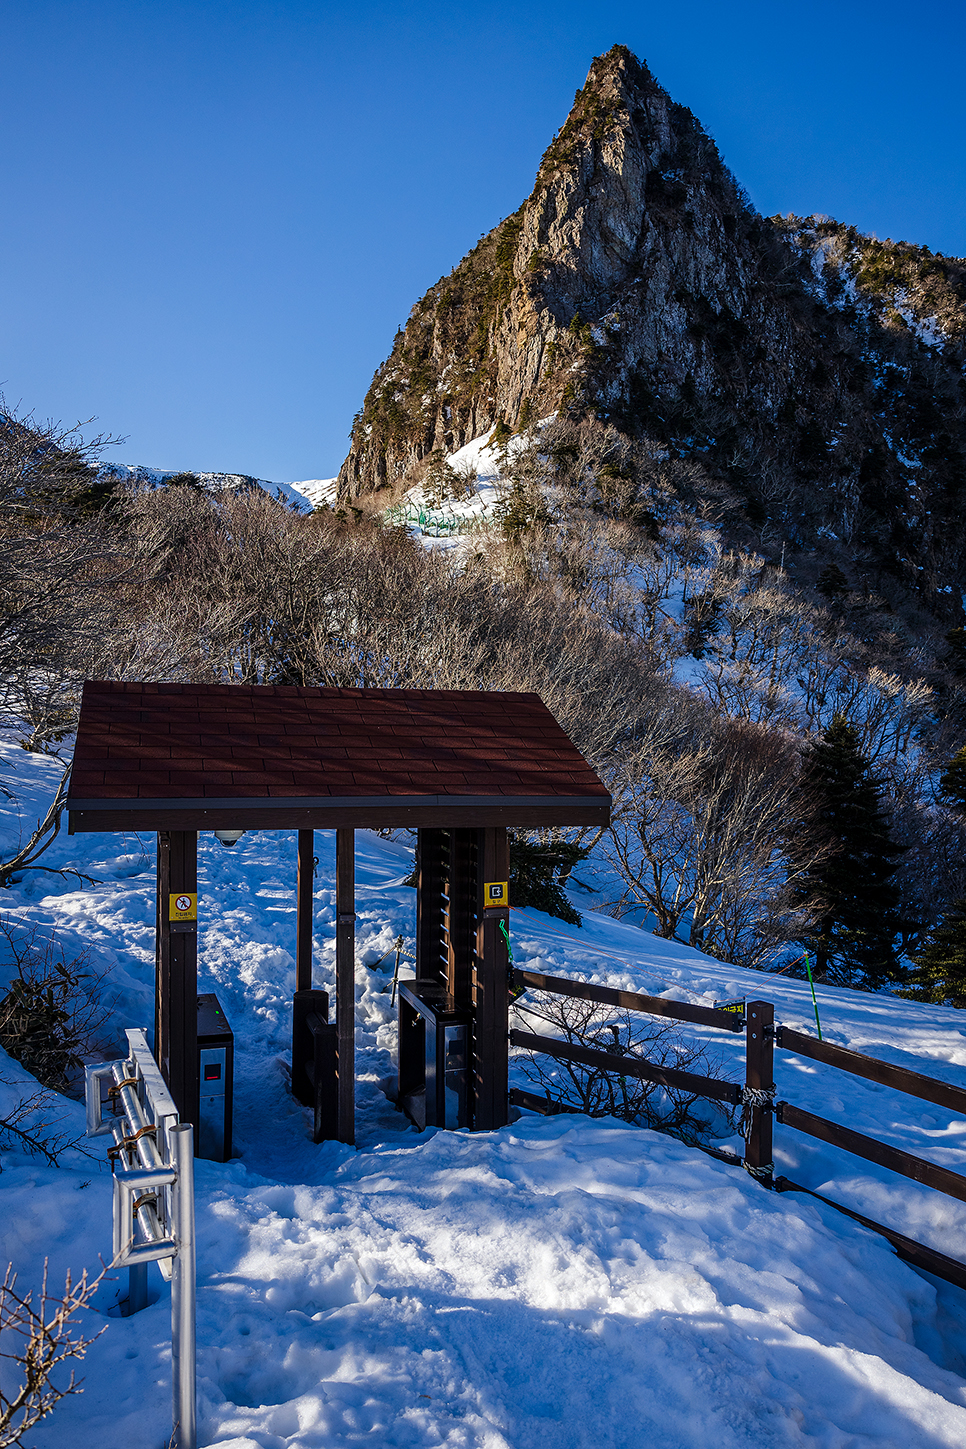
[397,981,472,1130]
[197,993,234,1161]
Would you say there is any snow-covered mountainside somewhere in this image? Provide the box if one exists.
[338,44,966,627]
[101,461,316,513]
[285,476,338,509]
[3,743,966,1446]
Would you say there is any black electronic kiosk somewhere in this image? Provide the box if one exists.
[397,981,472,1130]
[197,993,234,1161]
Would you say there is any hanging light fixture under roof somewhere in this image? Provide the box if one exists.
[213,829,246,848]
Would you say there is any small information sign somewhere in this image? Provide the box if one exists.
[714,997,745,1016]
[169,893,198,923]
[484,881,508,909]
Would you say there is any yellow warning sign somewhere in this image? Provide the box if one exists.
[484,880,508,909]
[169,892,197,922]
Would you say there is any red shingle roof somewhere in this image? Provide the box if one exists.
[67,682,610,831]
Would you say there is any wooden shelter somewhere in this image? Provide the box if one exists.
[67,681,610,1144]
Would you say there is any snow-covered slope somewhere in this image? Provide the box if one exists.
[102,461,315,512]
[365,427,540,555]
[284,476,338,509]
[3,743,966,1447]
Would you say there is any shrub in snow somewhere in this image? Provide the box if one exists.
[512,992,739,1145]
[0,921,108,1096]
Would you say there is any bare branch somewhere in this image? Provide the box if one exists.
[0,1259,110,1447]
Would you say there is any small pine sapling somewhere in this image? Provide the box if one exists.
[791,714,905,989]
[897,899,966,1007]
[940,746,966,814]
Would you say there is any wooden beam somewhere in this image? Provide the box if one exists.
[70,801,611,834]
[512,968,745,1033]
[446,828,477,1008]
[509,1086,582,1117]
[473,826,510,1131]
[774,1178,966,1293]
[509,1029,742,1104]
[155,830,199,1133]
[776,1026,966,1115]
[336,828,355,1145]
[777,1100,966,1204]
[415,829,448,984]
[295,830,314,993]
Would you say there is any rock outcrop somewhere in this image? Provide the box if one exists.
[338,45,966,619]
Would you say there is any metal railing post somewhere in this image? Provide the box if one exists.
[127,1262,148,1315]
[170,1123,196,1449]
[87,1034,196,1448]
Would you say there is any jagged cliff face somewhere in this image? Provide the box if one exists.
[338,46,966,619]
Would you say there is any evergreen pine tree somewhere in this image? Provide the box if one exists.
[793,715,904,989]
[896,899,966,1007]
[940,745,966,814]
[508,833,588,925]
[816,563,849,601]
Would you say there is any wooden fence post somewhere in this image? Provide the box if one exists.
[744,999,775,1189]
[336,828,355,1145]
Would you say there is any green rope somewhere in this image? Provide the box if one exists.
[804,951,823,1040]
[500,918,528,1001]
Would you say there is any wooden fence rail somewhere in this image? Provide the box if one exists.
[776,1025,966,1115]
[510,968,745,1033]
[774,1177,966,1293]
[776,1101,966,1204]
[509,1027,743,1104]
[508,966,966,1290]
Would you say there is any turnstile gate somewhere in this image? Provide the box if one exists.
[397,980,471,1130]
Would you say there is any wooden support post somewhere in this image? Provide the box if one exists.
[336,828,355,1145]
[295,830,314,993]
[155,830,199,1133]
[415,828,448,984]
[473,826,510,1132]
[446,829,478,1008]
[744,999,774,1188]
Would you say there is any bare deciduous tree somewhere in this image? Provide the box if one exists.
[0,1261,109,1447]
[0,403,128,746]
[604,709,809,966]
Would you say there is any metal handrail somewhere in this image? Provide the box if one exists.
[86,1030,196,1449]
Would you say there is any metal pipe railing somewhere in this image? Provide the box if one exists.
[86,1034,196,1449]
[170,1124,196,1449]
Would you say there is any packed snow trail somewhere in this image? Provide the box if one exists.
[2,741,966,1446]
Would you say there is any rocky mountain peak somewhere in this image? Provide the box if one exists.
[338,45,748,496]
[338,46,966,623]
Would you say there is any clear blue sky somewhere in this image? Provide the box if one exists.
[2,0,964,482]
